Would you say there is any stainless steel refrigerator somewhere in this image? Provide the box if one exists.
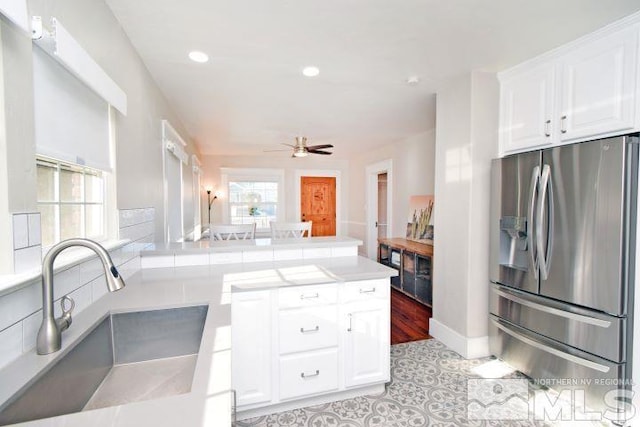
[489,134,638,413]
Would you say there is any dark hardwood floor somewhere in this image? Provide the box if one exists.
[391,287,432,345]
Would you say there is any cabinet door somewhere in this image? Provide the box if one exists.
[232,290,272,407]
[500,63,555,153]
[343,300,390,388]
[559,25,639,141]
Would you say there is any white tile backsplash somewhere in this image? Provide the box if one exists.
[12,214,29,250]
[175,253,210,267]
[79,256,104,284]
[273,249,303,261]
[119,256,141,281]
[0,207,151,368]
[331,246,358,258]
[0,323,23,370]
[90,275,109,302]
[52,266,81,301]
[242,250,274,263]
[140,255,174,269]
[303,247,332,259]
[28,213,41,247]
[0,282,41,332]
[22,310,42,353]
[13,246,42,274]
[210,252,242,265]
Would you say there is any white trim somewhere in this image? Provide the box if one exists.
[237,383,385,421]
[365,160,393,260]
[220,168,286,227]
[430,319,490,359]
[293,169,342,236]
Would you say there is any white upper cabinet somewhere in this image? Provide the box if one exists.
[499,16,640,155]
[500,63,556,152]
[559,26,638,141]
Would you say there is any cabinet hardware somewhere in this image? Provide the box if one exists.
[347,313,353,332]
[359,288,376,294]
[560,115,567,133]
[300,293,319,300]
[544,119,551,137]
[300,369,320,378]
[300,325,320,333]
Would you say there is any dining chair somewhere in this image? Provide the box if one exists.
[270,221,312,239]
[209,223,256,241]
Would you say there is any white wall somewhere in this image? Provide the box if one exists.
[346,131,436,251]
[431,71,499,358]
[200,155,349,231]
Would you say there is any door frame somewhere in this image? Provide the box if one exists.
[366,160,393,259]
[294,169,341,236]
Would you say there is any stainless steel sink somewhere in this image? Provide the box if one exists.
[0,305,208,425]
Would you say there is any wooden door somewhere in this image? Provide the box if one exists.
[301,176,336,236]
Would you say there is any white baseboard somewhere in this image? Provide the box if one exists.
[430,318,490,359]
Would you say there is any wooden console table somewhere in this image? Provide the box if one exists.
[378,238,433,307]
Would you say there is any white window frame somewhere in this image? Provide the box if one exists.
[36,156,109,249]
[220,168,285,233]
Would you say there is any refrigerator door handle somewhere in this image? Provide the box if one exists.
[491,317,611,373]
[536,164,555,280]
[527,166,540,277]
[493,285,612,328]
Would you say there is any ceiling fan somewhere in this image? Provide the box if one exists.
[265,137,333,157]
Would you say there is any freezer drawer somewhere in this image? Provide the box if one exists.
[490,284,626,363]
[489,315,627,414]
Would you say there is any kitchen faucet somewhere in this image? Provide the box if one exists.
[37,238,126,355]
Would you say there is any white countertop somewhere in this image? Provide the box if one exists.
[143,236,363,254]
[0,256,395,426]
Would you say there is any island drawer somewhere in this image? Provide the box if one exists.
[278,306,338,354]
[278,284,338,309]
[342,279,389,304]
[279,348,339,400]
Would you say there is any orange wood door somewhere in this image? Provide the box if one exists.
[301,176,336,236]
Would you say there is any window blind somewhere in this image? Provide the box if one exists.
[32,47,112,172]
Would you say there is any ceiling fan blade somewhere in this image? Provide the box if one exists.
[281,143,296,148]
[308,150,333,155]
[263,148,292,152]
[306,144,333,150]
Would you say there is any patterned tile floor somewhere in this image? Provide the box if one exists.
[236,339,612,427]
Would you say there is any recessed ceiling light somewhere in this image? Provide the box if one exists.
[407,76,420,85]
[302,66,320,77]
[189,51,209,63]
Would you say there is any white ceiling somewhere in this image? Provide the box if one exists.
[105,0,640,158]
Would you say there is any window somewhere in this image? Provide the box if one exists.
[228,181,279,230]
[37,157,106,247]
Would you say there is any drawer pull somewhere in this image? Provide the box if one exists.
[347,313,353,332]
[301,370,320,378]
[300,293,319,300]
[359,288,376,294]
[300,325,320,333]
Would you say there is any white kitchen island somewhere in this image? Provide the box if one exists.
[0,237,396,426]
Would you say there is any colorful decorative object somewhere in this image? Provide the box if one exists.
[406,195,434,243]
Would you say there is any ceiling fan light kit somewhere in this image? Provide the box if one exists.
[265,136,334,157]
